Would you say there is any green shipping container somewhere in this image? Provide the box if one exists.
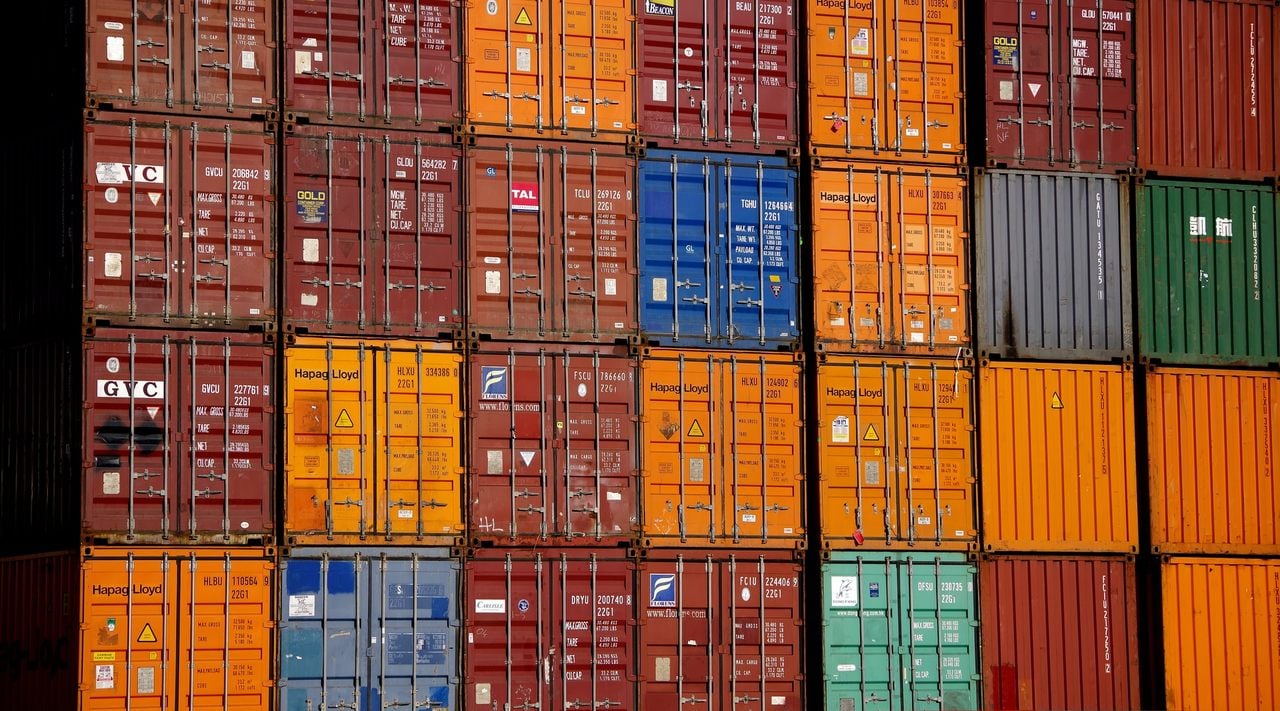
[1137,179,1280,366]
[822,552,979,711]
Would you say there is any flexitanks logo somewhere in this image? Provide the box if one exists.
[650,573,676,607]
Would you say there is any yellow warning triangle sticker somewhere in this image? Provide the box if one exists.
[137,623,158,643]
[862,423,880,442]
[1050,392,1065,410]
[514,7,532,25]
[334,409,355,428]
[687,419,705,437]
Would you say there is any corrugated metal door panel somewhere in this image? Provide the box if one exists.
[822,552,979,711]
[1162,558,1280,711]
[280,554,366,711]
[0,552,79,708]
[980,362,1139,552]
[812,164,969,356]
[975,170,1132,360]
[372,556,458,709]
[817,356,977,550]
[468,344,640,545]
[1147,368,1280,555]
[179,553,274,710]
[1137,179,1280,366]
[980,556,1141,711]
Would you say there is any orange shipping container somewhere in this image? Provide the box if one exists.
[812,162,969,355]
[817,354,976,549]
[80,547,274,710]
[284,337,464,544]
[806,0,965,162]
[465,0,634,140]
[979,361,1139,553]
[640,349,805,548]
[1147,367,1280,555]
[1161,557,1280,711]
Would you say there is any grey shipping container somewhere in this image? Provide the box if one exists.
[975,169,1132,361]
[279,547,460,711]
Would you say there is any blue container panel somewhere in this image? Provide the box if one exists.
[280,549,459,711]
[640,150,800,350]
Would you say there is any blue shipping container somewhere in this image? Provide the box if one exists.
[279,548,459,711]
[639,150,800,350]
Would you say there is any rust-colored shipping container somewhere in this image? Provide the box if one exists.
[467,138,637,343]
[465,549,636,709]
[980,361,1139,553]
[82,113,276,330]
[465,0,634,140]
[817,355,976,550]
[979,0,1137,172]
[641,349,805,548]
[284,337,464,545]
[1137,0,1280,181]
[1161,557,1280,711]
[0,552,79,709]
[636,0,799,153]
[812,162,969,356]
[282,125,463,337]
[283,0,461,128]
[83,0,276,117]
[806,0,965,163]
[469,342,639,546]
[1147,367,1280,555]
[981,555,1140,711]
[638,550,804,710]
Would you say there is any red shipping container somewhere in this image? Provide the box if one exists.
[981,555,1140,711]
[0,552,79,709]
[468,342,639,546]
[282,0,461,128]
[1137,0,1280,181]
[282,125,463,337]
[465,549,636,709]
[981,0,1137,172]
[84,113,275,330]
[84,0,276,117]
[467,138,638,343]
[638,550,804,710]
[636,0,799,153]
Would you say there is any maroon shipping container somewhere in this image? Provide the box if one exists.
[465,549,636,709]
[982,0,1137,172]
[0,552,78,708]
[638,550,804,710]
[981,555,1140,711]
[283,0,461,129]
[84,0,276,117]
[84,113,275,330]
[467,138,638,343]
[468,343,639,546]
[282,125,463,337]
[1138,0,1280,181]
[636,0,799,153]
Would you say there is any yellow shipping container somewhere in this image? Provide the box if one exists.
[284,337,464,544]
[1162,557,1280,710]
[816,354,976,550]
[980,361,1139,553]
[640,348,805,548]
[806,0,965,162]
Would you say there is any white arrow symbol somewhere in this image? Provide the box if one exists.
[148,192,162,206]
[519,451,535,467]
[147,407,160,418]
[1028,83,1042,98]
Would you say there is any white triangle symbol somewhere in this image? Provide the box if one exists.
[1028,83,1042,98]
[147,407,160,418]
[519,451,535,466]
[148,192,162,206]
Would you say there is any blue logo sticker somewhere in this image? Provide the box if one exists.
[1030,9,1038,20]
[517,599,530,613]
[485,167,497,177]
[649,573,676,607]
[480,366,508,400]
[295,189,329,225]
[869,582,880,599]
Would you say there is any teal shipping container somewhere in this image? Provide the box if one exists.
[1137,179,1280,366]
[822,552,980,711]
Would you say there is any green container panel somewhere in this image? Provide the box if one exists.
[822,552,980,711]
[1137,180,1280,366]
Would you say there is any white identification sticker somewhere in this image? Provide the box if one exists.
[241,50,256,70]
[107,37,125,62]
[300,293,319,307]
[999,80,1014,101]
[516,48,532,73]
[302,238,320,263]
[475,599,506,614]
[485,271,502,294]
[832,415,850,443]
[104,252,123,278]
[103,472,121,496]
[605,278,617,296]
[652,79,668,102]
[651,277,668,302]
[96,664,114,689]
[137,666,156,694]
[487,450,503,474]
[607,491,622,501]
[289,594,317,617]
[295,50,312,74]
[397,509,413,519]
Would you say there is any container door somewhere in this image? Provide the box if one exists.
[895,361,974,548]
[806,0,878,155]
[81,554,177,709]
[466,0,551,133]
[177,554,273,710]
[823,556,900,711]
[185,0,275,115]
[642,355,721,542]
[87,0,178,112]
[284,0,367,123]
[638,556,718,709]
[553,555,635,708]
[636,1,712,143]
[280,555,367,711]
[557,0,633,136]
[892,169,968,352]
[812,165,893,350]
[880,1,963,162]
[370,556,459,709]
[721,555,803,710]
[719,159,799,348]
[560,351,639,540]
[1062,2,1135,169]
[640,154,716,345]
[818,359,897,544]
[466,554,550,709]
[896,556,979,710]
[377,0,460,126]
[984,0,1055,167]
[723,0,797,148]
